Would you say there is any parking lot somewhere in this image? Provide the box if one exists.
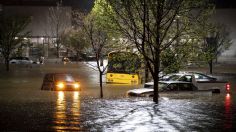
[0,62,235,131]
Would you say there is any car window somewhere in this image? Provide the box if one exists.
[178,83,193,91]
[44,74,53,82]
[55,74,75,82]
[178,75,192,82]
[194,73,208,79]
[158,83,168,90]
[23,57,29,60]
[168,75,181,81]
[144,84,153,88]
[167,83,178,91]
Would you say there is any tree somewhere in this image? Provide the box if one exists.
[82,13,111,98]
[71,2,130,98]
[61,28,88,60]
[105,0,213,103]
[0,15,30,71]
[47,0,71,58]
[205,24,232,74]
[193,16,232,74]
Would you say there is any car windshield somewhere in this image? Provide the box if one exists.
[54,74,75,82]
[168,74,182,81]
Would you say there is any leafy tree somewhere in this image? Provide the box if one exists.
[47,0,71,58]
[105,0,213,103]
[61,28,88,60]
[0,15,30,71]
[71,3,133,98]
[82,13,111,98]
[193,18,232,74]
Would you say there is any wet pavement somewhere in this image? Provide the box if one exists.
[0,62,236,131]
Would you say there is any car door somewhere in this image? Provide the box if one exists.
[178,83,193,91]
[166,83,179,91]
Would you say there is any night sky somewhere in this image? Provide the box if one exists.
[0,0,95,10]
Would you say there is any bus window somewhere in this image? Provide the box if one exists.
[106,51,141,84]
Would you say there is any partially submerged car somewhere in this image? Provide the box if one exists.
[9,57,33,64]
[127,81,198,97]
[160,72,230,93]
[41,73,81,91]
[161,72,217,82]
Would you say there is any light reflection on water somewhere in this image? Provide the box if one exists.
[224,93,232,129]
[47,93,236,132]
[53,91,81,131]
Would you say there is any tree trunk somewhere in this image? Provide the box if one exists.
[208,59,213,74]
[145,62,149,83]
[5,58,9,71]
[153,51,160,104]
[57,41,60,58]
[99,72,103,98]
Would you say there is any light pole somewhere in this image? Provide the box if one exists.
[41,37,45,57]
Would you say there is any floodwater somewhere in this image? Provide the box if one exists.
[0,63,235,131]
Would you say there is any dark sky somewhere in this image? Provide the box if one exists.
[1,0,236,8]
[214,0,236,8]
[0,0,95,10]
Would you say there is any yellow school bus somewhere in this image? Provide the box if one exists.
[106,51,141,84]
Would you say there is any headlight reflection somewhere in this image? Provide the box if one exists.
[53,91,81,131]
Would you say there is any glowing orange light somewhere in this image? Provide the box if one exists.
[73,92,79,100]
[56,82,65,89]
[73,83,80,89]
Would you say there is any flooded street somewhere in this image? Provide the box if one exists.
[0,63,236,131]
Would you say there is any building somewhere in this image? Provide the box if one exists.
[0,1,235,63]
[1,5,72,59]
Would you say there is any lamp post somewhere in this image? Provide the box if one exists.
[41,37,45,57]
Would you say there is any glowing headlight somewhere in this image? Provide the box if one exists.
[73,83,80,89]
[56,82,65,89]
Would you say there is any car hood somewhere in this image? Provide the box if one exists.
[127,88,153,94]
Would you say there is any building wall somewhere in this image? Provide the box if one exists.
[4,5,72,37]
[213,9,236,57]
[2,5,72,58]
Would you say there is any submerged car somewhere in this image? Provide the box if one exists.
[127,81,197,97]
[41,73,81,91]
[160,72,230,93]
[161,72,217,82]
[9,57,33,64]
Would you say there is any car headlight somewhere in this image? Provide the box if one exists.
[73,83,80,89]
[56,82,65,89]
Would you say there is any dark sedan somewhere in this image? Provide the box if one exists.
[41,73,81,91]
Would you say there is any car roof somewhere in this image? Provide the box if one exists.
[45,73,72,76]
[145,80,192,86]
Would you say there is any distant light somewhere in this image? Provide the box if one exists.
[41,37,44,40]
[24,37,27,40]
[15,37,18,39]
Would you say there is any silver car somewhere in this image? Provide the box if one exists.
[127,81,197,97]
[9,57,33,64]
